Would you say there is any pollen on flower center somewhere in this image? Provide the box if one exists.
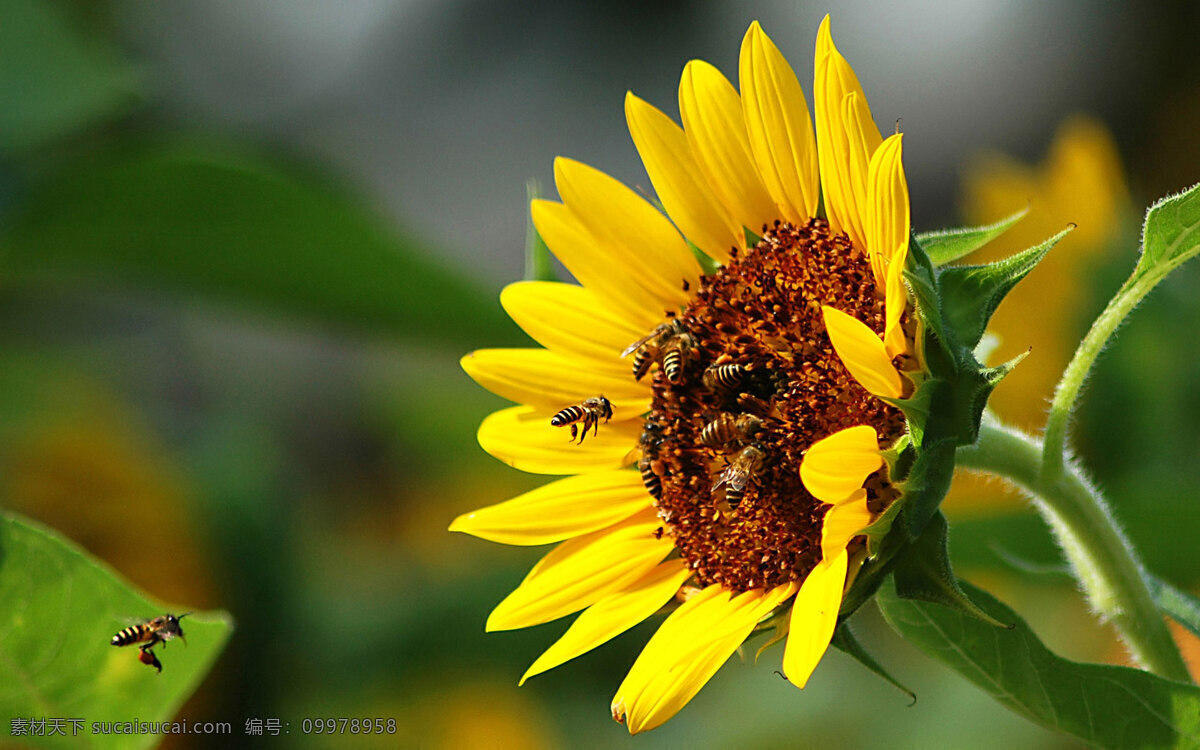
[639,218,906,592]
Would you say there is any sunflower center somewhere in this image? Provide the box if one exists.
[638,218,906,592]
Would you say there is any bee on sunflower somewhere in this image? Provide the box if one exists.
[453,16,1055,733]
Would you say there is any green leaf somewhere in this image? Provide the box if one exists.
[830,620,915,703]
[879,578,1200,749]
[1148,575,1200,641]
[0,143,518,348]
[0,512,231,750]
[892,511,1008,628]
[937,226,1072,351]
[916,207,1029,266]
[524,179,557,282]
[1133,182,1200,284]
[0,0,137,155]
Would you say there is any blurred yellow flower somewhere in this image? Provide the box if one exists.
[945,116,1132,515]
[454,17,919,733]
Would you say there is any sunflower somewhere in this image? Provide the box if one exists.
[453,17,919,733]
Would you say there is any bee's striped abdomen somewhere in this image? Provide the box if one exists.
[662,348,684,383]
[550,405,585,427]
[639,457,662,500]
[111,625,148,647]
[703,363,747,393]
[699,414,739,449]
[632,348,654,380]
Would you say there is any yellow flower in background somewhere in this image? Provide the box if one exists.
[944,116,1131,515]
[453,18,918,733]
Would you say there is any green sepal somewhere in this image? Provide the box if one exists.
[830,620,916,704]
[862,493,904,559]
[884,377,941,445]
[524,179,558,282]
[898,436,957,538]
[892,511,1010,628]
[744,227,763,247]
[903,237,949,357]
[937,225,1073,351]
[916,206,1029,266]
[690,240,721,276]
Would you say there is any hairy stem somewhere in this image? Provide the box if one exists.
[958,419,1190,682]
[1042,273,1157,478]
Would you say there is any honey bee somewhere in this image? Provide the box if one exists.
[550,396,613,443]
[699,413,763,450]
[636,420,666,500]
[713,445,765,506]
[702,363,749,393]
[111,613,189,673]
[622,319,695,383]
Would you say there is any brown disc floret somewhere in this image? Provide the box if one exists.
[639,218,907,592]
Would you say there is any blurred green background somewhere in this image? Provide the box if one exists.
[2,1,1199,747]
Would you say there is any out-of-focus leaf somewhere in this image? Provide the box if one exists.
[0,512,232,750]
[1136,182,1200,281]
[1148,575,1200,641]
[0,0,137,155]
[879,577,1200,749]
[916,207,1028,266]
[0,144,519,348]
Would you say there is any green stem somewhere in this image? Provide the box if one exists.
[958,419,1190,683]
[1042,273,1157,478]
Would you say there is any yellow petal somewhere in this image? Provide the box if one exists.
[799,424,883,504]
[450,469,654,546]
[487,508,672,631]
[531,199,665,329]
[554,157,700,308]
[678,59,776,234]
[460,349,649,415]
[814,15,881,249]
[739,21,819,223]
[866,133,910,282]
[820,490,872,561]
[625,91,742,263]
[520,559,690,684]
[477,405,641,475]
[821,305,903,399]
[615,583,796,733]
[884,238,909,359]
[500,281,647,366]
[782,549,848,688]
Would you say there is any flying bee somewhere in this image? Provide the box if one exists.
[702,362,749,394]
[550,396,613,443]
[699,413,764,450]
[713,445,765,506]
[111,613,189,673]
[622,319,695,383]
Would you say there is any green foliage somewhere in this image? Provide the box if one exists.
[916,207,1029,266]
[1135,182,1200,282]
[891,512,1008,628]
[0,512,231,750]
[0,0,137,155]
[878,578,1200,750]
[888,230,1060,540]
[937,226,1072,351]
[0,143,519,349]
